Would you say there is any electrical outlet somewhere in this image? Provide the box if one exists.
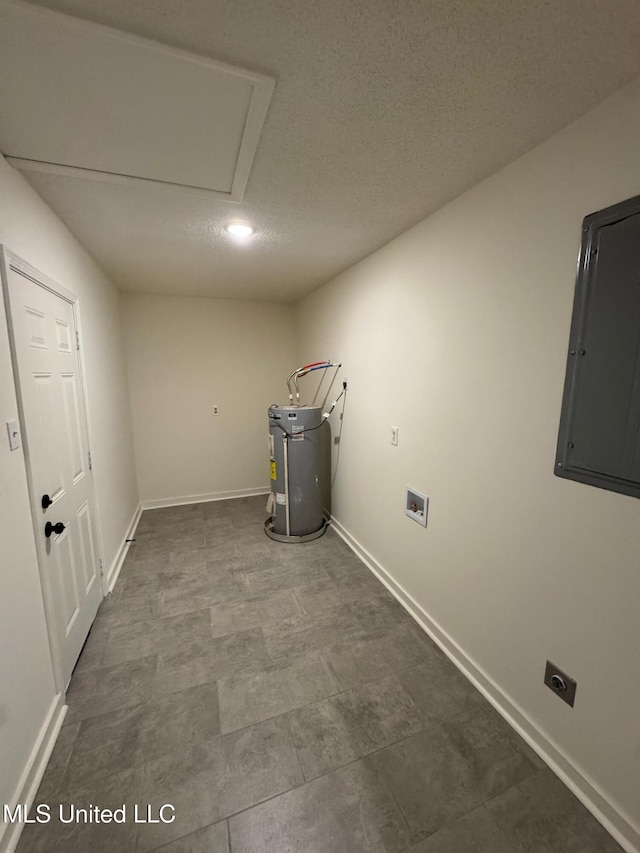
[544,660,577,707]
[391,426,399,446]
[213,405,220,416]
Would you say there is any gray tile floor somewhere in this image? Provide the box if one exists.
[17,496,623,852]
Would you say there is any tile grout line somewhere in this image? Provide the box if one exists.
[282,713,307,784]
[142,819,231,853]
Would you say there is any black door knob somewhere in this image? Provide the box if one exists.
[45,521,66,538]
[42,494,53,509]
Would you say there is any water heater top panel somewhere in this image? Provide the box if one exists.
[269,405,322,420]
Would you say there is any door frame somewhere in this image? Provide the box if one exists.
[0,246,106,692]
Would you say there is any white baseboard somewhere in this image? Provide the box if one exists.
[330,516,640,853]
[0,695,66,853]
[106,503,143,593]
[140,487,269,511]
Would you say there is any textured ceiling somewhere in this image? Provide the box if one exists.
[6,0,640,302]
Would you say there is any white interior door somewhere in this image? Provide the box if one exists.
[2,252,103,689]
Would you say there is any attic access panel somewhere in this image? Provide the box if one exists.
[555,193,640,497]
[0,1,275,201]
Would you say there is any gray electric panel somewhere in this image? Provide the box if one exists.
[268,405,324,536]
[555,193,640,497]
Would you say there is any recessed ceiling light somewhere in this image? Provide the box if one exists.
[224,223,254,238]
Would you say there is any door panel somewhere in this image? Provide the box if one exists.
[55,317,73,353]
[61,372,86,482]
[33,372,65,501]
[55,526,79,633]
[77,500,98,593]
[4,256,102,687]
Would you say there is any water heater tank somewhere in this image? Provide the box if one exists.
[265,404,327,542]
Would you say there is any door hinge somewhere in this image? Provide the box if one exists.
[88,451,92,470]
[75,330,80,350]
[98,558,104,578]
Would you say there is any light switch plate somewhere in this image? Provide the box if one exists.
[6,419,21,451]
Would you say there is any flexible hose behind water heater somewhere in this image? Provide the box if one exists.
[287,360,331,405]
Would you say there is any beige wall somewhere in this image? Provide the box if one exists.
[0,155,138,841]
[122,293,297,504]
[297,79,640,848]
